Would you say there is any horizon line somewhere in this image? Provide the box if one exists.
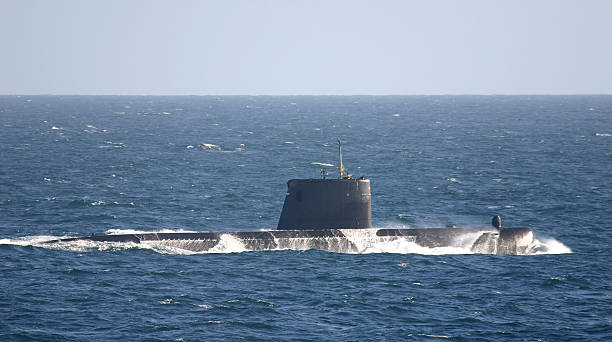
[1,93,612,97]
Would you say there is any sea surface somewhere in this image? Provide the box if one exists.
[1,95,610,341]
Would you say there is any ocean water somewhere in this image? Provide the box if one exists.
[1,95,610,341]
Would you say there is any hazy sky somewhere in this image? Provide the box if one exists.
[1,0,611,95]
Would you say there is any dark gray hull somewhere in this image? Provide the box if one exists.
[44,227,535,255]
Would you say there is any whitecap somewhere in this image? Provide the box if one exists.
[198,143,222,151]
[418,334,452,339]
[99,141,124,149]
[311,162,335,167]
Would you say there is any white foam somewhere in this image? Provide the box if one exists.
[55,240,143,253]
[340,228,380,252]
[205,234,246,253]
[362,239,471,255]
[104,228,197,235]
[140,242,201,255]
[0,235,64,246]
[311,162,335,167]
[595,133,611,137]
[0,235,143,253]
[451,231,487,249]
[527,237,572,255]
[341,229,482,254]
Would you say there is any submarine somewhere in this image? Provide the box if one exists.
[44,139,535,254]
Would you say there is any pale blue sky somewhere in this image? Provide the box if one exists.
[1,0,611,95]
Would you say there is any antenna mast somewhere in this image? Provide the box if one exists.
[338,138,344,178]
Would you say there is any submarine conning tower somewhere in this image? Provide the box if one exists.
[277,138,372,230]
[276,178,372,230]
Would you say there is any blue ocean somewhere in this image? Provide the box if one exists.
[1,95,610,341]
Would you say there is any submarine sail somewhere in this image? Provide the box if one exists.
[277,178,372,230]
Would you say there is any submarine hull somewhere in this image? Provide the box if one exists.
[44,227,534,255]
[40,143,539,255]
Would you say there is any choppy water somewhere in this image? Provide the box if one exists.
[1,95,610,341]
